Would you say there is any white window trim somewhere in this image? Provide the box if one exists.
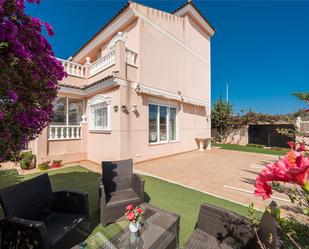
[149,102,179,145]
[88,95,112,133]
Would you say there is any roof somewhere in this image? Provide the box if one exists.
[59,75,113,90]
[172,1,216,33]
[72,2,131,59]
[72,0,215,60]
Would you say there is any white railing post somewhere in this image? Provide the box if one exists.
[296,117,301,130]
[48,125,82,140]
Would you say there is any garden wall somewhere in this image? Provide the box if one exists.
[211,126,248,145]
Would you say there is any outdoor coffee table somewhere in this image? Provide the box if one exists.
[98,203,180,249]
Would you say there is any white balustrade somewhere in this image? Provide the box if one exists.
[48,125,82,140]
[57,48,137,80]
[88,50,116,77]
[57,58,86,78]
[125,49,137,67]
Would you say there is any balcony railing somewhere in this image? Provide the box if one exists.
[58,59,86,78]
[88,50,116,77]
[58,48,137,79]
[48,125,81,140]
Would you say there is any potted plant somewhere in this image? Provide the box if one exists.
[125,204,144,233]
[19,151,36,170]
[38,161,50,171]
[51,160,62,168]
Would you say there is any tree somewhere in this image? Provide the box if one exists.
[0,0,65,162]
[211,98,233,142]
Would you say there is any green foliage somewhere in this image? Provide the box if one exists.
[292,92,309,102]
[19,151,35,170]
[37,161,50,171]
[211,99,233,141]
[247,143,264,148]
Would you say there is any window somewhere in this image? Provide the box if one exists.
[149,104,178,144]
[89,95,111,131]
[51,97,83,126]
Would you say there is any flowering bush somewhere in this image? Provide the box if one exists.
[125,204,144,223]
[254,141,309,212]
[0,0,65,162]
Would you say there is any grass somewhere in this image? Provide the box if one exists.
[214,143,289,156]
[0,166,256,248]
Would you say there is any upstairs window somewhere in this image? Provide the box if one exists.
[149,103,178,144]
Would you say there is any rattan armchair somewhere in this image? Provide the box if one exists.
[184,203,256,249]
[0,174,90,249]
[99,159,144,226]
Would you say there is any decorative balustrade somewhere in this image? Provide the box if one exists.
[126,49,138,67]
[88,50,116,77]
[58,58,86,78]
[48,125,81,140]
[58,48,137,79]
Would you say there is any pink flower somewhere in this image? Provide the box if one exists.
[136,207,143,214]
[254,150,309,200]
[127,212,135,221]
[287,141,295,150]
[126,204,133,211]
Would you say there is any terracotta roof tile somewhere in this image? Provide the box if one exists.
[59,75,113,90]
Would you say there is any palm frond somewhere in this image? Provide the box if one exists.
[292,92,309,102]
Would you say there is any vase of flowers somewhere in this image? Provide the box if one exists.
[125,204,144,234]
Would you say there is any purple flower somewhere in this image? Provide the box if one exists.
[8,90,18,103]
[44,22,54,36]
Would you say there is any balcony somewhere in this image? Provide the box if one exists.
[58,48,137,80]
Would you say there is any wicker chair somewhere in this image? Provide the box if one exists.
[257,201,283,249]
[184,203,256,249]
[0,174,90,249]
[99,159,144,226]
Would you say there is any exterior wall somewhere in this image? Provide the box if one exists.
[117,85,210,163]
[85,87,122,163]
[134,3,211,103]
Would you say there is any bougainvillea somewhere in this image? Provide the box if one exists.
[0,0,65,161]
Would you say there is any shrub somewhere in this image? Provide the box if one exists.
[19,151,35,170]
[38,161,50,171]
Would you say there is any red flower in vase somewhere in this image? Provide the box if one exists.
[127,212,135,221]
[126,204,133,211]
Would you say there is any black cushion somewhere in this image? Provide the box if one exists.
[107,188,140,207]
[185,228,222,249]
[42,212,85,246]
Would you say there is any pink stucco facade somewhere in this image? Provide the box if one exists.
[30,1,215,164]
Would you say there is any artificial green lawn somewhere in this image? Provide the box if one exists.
[0,166,256,248]
[214,143,289,156]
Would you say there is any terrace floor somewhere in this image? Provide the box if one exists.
[134,148,297,214]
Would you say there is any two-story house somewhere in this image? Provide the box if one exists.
[29,1,215,164]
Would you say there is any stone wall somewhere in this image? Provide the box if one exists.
[211,126,248,145]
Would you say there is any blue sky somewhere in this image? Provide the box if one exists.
[26,0,309,114]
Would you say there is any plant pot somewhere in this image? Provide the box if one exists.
[129,222,140,233]
[51,163,61,168]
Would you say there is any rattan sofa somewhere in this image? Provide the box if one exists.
[184,203,256,249]
[0,174,90,249]
[99,159,144,226]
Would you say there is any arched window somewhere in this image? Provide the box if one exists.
[89,95,111,132]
